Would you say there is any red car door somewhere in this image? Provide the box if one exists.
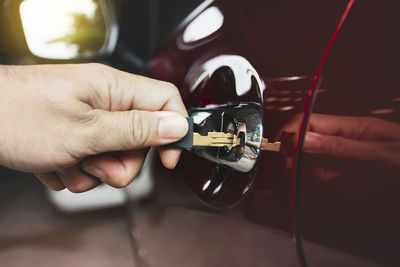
[142,0,399,266]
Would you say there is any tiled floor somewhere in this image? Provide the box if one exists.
[0,168,136,267]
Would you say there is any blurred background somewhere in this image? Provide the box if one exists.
[0,0,203,266]
[0,0,204,66]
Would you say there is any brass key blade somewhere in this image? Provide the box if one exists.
[261,138,281,152]
[193,132,240,147]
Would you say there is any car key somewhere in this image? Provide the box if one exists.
[164,118,245,149]
[164,118,282,152]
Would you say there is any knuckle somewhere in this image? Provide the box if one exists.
[86,62,108,71]
[110,175,133,189]
[42,181,66,191]
[130,111,151,147]
[35,173,65,191]
[163,81,180,96]
[331,137,349,157]
[50,184,66,191]
[69,111,102,155]
[85,63,116,93]
[364,116,377,125]
[81,63,107,77]
[353,117,370,138]
[67,178,93,193]
[104,66,119,93]
[67,186,84,194]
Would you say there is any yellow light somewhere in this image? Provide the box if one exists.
[20,0,98,59]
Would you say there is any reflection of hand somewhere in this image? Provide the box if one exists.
[236,123,247,154]
[0,64,188,192]
[282,114,400,168]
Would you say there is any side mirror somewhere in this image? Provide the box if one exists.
[5,0,118,60]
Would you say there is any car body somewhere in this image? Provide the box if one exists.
[131,0,399,266]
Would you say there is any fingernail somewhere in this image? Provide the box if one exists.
[158,116,188,139]
[82,165,107,180]
[303,132,322,152]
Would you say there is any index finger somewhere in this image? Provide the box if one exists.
[85,64,188,169]
[308,114,400,141]
[82,64,188,116]
[111,69,189,169]
[116,72,188,116]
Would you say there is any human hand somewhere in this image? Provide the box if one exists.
[0,64,188,192]
[280,113,400,168]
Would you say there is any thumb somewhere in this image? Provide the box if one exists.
[86,109,188,153]
[303,132,379,163]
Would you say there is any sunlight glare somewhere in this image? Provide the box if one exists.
[20,0,98,59]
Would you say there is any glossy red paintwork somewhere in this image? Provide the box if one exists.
[296,1,400,265]
[291,0,356,264]
[146,0,399,266]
